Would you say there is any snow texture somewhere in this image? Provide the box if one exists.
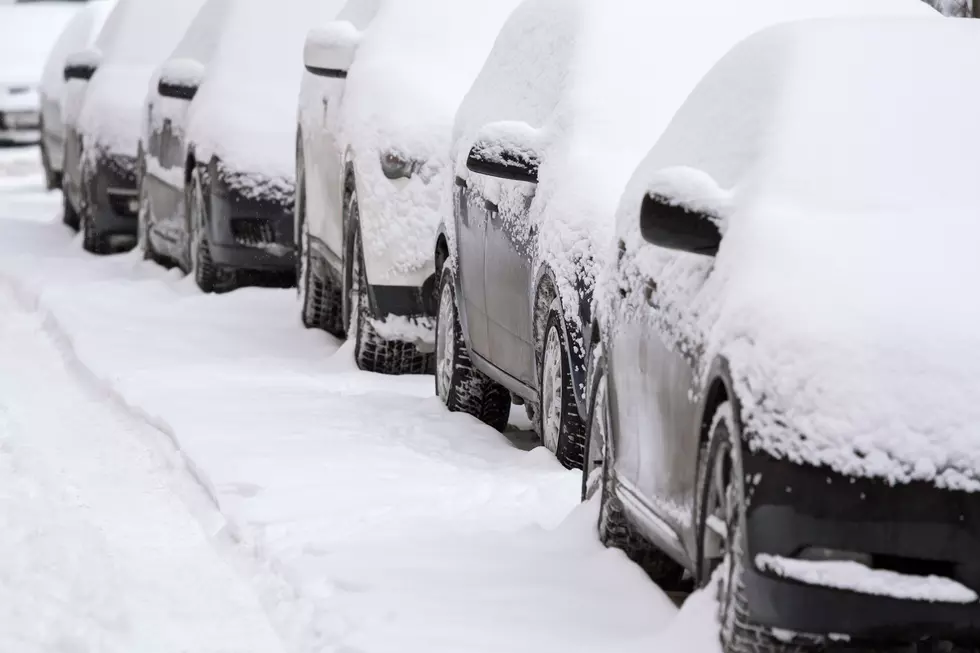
[756,555,979,604]
[604,15,980,489]
[77,0,205,158]
[0,145,722,653]
[0,2,79,114]
[321,0,524,286]
[455,0,940,340]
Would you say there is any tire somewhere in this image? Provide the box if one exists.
[698,403,814,653]
[345,191,433,375]
[434,266,511,431]
[539,303,586,469]
[62,187,79,231]
[297,151,344,336]
[79,205,108,255]
[188,169,235,294]
[592,354,687,586]
[40,138,59,191]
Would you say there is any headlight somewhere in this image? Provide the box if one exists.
[380,150,415,180]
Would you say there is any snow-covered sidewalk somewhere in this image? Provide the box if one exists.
[0,146,718,653]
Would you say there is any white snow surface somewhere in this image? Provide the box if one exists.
[454,0,938,332]
[327,0,523,285]
[77,0,205,157]
[180,0,345,183]
[40,0,115,109]
[606,16,980,489]
[0,145,722,652]
[756,555,979,604]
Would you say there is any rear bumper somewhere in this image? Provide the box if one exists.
[208,188,296,273]
[0,109,40,144]
[742,448,980,644]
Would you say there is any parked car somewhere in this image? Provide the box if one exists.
[296,0,521,374]
[139,0,343,293]
[0,2,79,146]
[39,0,115,190]
[61,0,204,251]
[591,12,979,653]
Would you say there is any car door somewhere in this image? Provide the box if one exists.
[454,177,491,359]
[144,93,194,257]
[483,185,537,387]
[611,243,711,549]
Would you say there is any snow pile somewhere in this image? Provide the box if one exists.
[454,0,938,332]
[756,555,979,603]
[180,0,345,187]
[40,1,116,110]
[77,0,205,157]
[607,16,980,488]
[327,0,523,286]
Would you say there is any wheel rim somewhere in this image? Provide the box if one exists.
[584,375,608,500]
[435,279,455,402]
[541,326,563,453]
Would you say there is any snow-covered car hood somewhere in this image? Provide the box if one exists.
[183,0,344,186]
[609,17,980,490]
[454,0,937,330]
[335,0,522,280]
[78,64,153,158]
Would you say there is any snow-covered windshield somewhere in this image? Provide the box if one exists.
[95,0,204,66]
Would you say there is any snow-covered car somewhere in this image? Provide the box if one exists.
[61,0,204,252]
[39,0,115,190]
[296,0,521,375]
[434,0,938,462]
[0,2,79,146]
[589,13,980,653]
[139,0,343,293]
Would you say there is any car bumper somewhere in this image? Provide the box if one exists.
[742,448,980,644]
[87,153,140,236]
[0,109,40,144]
[208,189,296,273]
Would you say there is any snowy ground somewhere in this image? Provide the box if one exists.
[0,145,718,653]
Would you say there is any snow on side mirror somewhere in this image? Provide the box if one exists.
[157,58,204,101]
[465,121,541,184]
[639,167,729,257]
[63,48,101,82]
[304,22,360,79]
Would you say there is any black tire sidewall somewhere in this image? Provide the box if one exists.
[581,355,607,501]
[434,267,461,403]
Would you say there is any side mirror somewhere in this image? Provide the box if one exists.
[465,121,540,184]
[638,168,728,256]
[304,22,360,78]
[63,48,101,82]
[157,58,204,101]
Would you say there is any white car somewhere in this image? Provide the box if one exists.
[0,2,79,145]
[39,0,115,190]
[296,0,522,375]
[139,0,343,293]
[433,0,939,461]
[60,0,205,252]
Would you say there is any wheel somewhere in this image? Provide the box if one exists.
[434,265,511,431]
[345,191,433,375]
[137,177,157,263]
[62,187,79,231]
[591,355,687,585]
[697,402,814,653]
[539,303,586,469]
[188,169,235,294]
[297,150,344,336]
[79,205,108,254]
[40,137,59,191]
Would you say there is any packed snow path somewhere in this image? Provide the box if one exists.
[0,146,719,653]
[0,284,286,651]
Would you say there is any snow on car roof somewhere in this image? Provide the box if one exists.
[182,0,346,181]
[94,0,204,66]
[455,0,938,328]
[0,3,80,86]
[612,17,980,489]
